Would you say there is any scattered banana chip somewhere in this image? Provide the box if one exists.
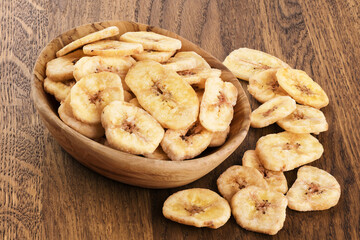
[200,77,238,132]
[247,68,288,103]
[161,121,213,161]
[223,48,289,81]
[143,146,169,160]
[256,131,324,171]
[277,104,328,134]
[209,126,230,147]
[217,165,268,202]
[46,50,85,82]
[242,150,288,194]
[70,72,124,124]
[56,26,120,57]
[125,60,199,130]
[231,186,288,235]
[44,77,75,102]
[276,68,329,109]
[250,96,296,128]
[83,40,143,56]
[132,50,176,63]
[286,166,341,211]
[58,95,104,139]
[101,101,164,155]
[177,68,222,89]
[162,188,231,229]
[120,31,182,52]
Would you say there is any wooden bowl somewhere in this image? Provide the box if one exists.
[31,21,251,188]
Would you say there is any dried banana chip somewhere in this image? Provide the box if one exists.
[70,72,124,124]
[58,95,104,139]
[277,104,328,134]
[56,26,120,57]
[256,131,324,171]
[120,31,181,52]
[125,60,199,130]
[83,40,143,56]
[250,96,296,128]
[231,186,288,235]
[223,48,289,81]
[44,77,75,102]
[217,165,268,202]
[242,150,288,194]
[161,121,213,161]
[177,68,222,89]
[276,68,329,109]
[286,166,341,211]
[46,50,85,82]
[143,146,169,160]
[123,90,133,102]
[163,188,231,229]
[200,77,238,132]
[128,98,142,108]
[209,126,230,147]
[132,50,175,63]
[101,101,164,155]
[247,68,288,103]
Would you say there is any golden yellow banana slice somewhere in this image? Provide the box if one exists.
[143,146,169,160]
[223,48,289,81]
[56,26,120,57]
[70,72,124,124]
[125,60,199,130]
[231,186,288,235]
[128,98,142,108]
[209,126,230,147]
[132,50,176,63]
[83,40,143,56]
[276,68,329,109]
[277,104,328,134]
[120,31,182,51]
[286,166,341,211]
[161,121,213,161]
[247,68,288,103]
[177,68,222,89]
[242,150,288,194]
[101,101,164,155]
[256,131,324,171]
[250,96,296,128]
[43,78,75,102]
[199,77,238,132]
[217,165,268,202]
[163,51,210,72]
[163,188,231,229]
[46,50,85,82]
[58,95,104,139]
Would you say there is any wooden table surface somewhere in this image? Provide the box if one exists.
[1,0,359,239]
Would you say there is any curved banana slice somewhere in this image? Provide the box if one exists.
[101,101,164,155]
[44,77,75,102]
[46,50,85,82]
[132,50,176,63]
[247,69,288,103]
[250,96,296,128]
[231,186,288,235]
[209,126,230,147]
[73,55,135,90]
[143,146,169,160]
[277,104,328,134]
[287,166,341,211]
[161,121,213,161]
[177,68,222,89]
[125,60,199,130]
[58,95,104,139]
[120,31,182,52]
[70,72,124,124]
[83,40,143,56]
[164,51,210,72]
[242,150,288,194]
[163,188,231,229]
[223,48,289,81]
[256,131,324,171]
[56,26,120,57]
[200,77,238,132]
[276,68,329,109]
[217,165,268,202]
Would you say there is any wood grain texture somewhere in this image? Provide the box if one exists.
[1,0,359,239]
